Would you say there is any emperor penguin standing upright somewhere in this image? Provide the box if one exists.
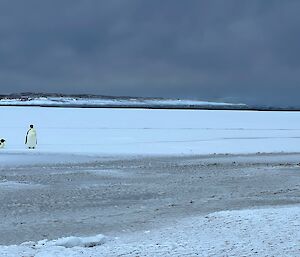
[25,125,37,149]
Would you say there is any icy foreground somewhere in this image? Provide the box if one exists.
[0,152,299,256]
[0,206,299,257]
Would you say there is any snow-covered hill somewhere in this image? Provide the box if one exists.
[0,93,247,109]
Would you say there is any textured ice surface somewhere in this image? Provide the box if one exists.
[0,206,299,256]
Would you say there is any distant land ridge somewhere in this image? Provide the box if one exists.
[0,92,296,111]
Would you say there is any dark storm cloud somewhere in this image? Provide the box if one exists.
[0,0,300,106]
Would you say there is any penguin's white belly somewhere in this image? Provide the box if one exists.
[27,133,37,148]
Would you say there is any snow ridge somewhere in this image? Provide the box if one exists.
[0,95,246,109]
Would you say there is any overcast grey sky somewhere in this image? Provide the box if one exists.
[0,0,300,106]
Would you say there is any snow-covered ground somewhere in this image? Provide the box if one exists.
[1,106,300,157]
[0,107,300,155]
[1,106,300,256]
[0,205,299,256]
